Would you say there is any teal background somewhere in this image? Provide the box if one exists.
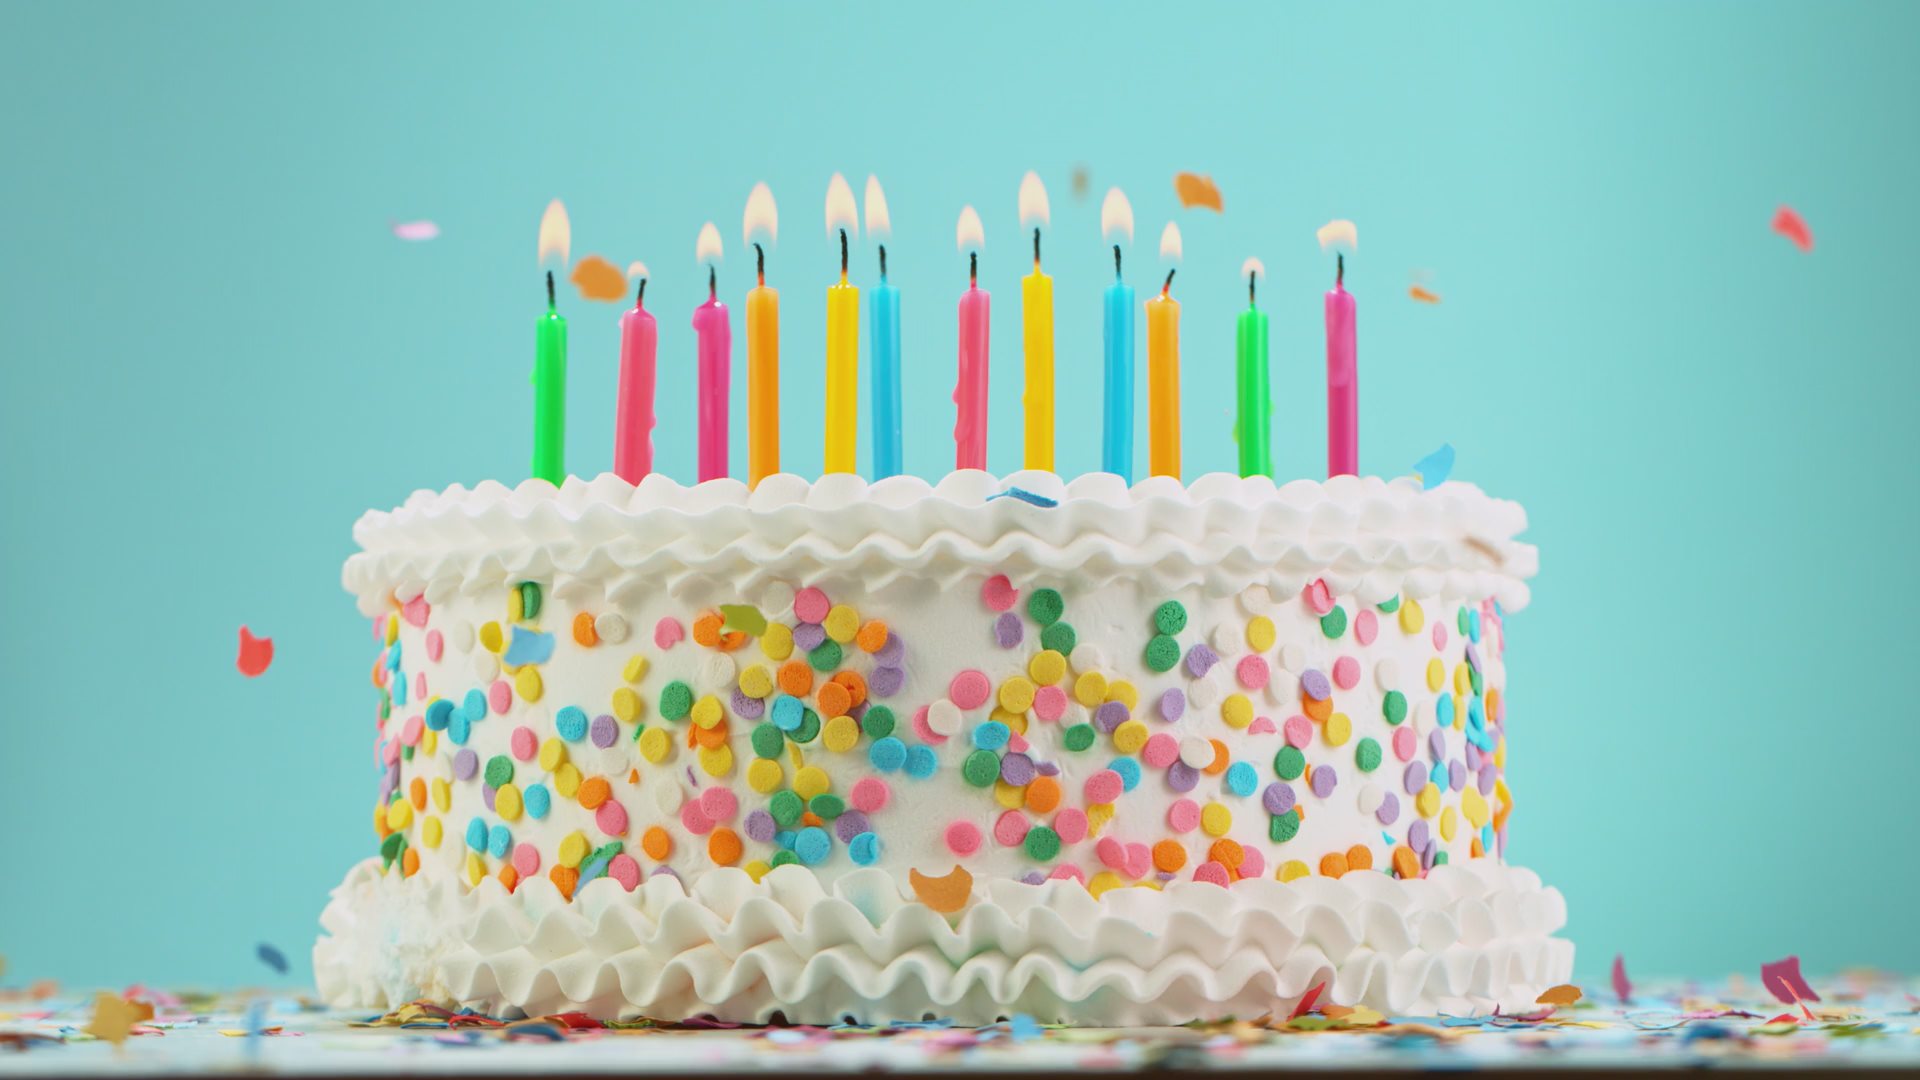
[3,1,1916,991]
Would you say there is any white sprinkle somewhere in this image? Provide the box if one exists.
[451,621,475,652]
[471,652,499,681]
[1068,644,1107,673]
[594,612,629,644]
[1277,643,1306,673]
[759,581,797,617]
[699,651,736,692]
[1357,782,1384,814]
[927,698,963,736]
[1374,657,1400,691]
[1179,735,1214,768]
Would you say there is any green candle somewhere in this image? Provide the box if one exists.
[532,270,567,484]
[1235,265,1272,478]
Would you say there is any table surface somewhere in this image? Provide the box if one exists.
[2,974,1917,1076]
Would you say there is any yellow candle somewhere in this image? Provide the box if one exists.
[1022,228,1054,472]
[1146,270,1181,479]
[824,228,859,474]
[747,243,780,487]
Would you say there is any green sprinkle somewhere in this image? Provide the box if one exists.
[808,640,843,672]
[518,581,542,620]
[1355,737,1383,772]
[1144,634,1181,673]
[1457,606,1470,635]
[1273,746,1306,780]
[379,830,407,867]
[861,705,896,740]
[751,723,785,759]
[1063,723,1096,752]
[1039,621,1077,654]
[769,849,799,868]
[769,790,803,827]
[1469,666,1484,695]
[791,708,821,744]
[719,604,767,636]
[1027,588,1065,627]
[1434,850,1449,866]
[483,755,514,788]
[1382,690,1408,726]
[659,681,694,721]
[1376,596,1401,613]
[1023,825,1062,861]
[961,749,1001,787]
[1152,600,1188,635]
[1320,606,1348,639]
[1269,808,1300,843]
[401,744,414,762]
[808,794,846,820]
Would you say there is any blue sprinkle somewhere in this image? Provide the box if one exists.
[487,824,512,858]
[391,673,407,707]
[1481,823,1494,850]
[524,783,551,819]
[985,486,1060,508]
[793,826,832,865]
[772,695,804,732]
[502,627,556,667]
[1225,761,1258,798]
[425,699,454,732]
[1467,697,1485,728]
[972,721,1011,751]
[463,688,489,721]
[464,817,489,853]
[1436,695,1455,727]
[869,736,907,772]
[1110,757,1142,792]
[775,829,798,850]
[1412,443,1455,488]
[386,643,403,670]
[447,712,471,745]
[1382,830,1397,847]
[555,705,589,742]
[904,745,938,779]
[849,832,880,865]
[1468,608,1482,643]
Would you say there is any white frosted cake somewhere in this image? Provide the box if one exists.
[315,469,1571,1023]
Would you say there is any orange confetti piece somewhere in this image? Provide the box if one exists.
[569,255,628,302]
[909,865,973,914]
[84,992,153,1047]
[1771,206,1813,252]
[1174,172,1223,212]
[1536,983,1584,1006]
[1409,285,1442,304]
[237,625,273,677]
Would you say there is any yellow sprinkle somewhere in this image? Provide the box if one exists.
[1494,776,1512,809]
[1277,859,1310,882]
[817,716,856,753]
[744,859,772,883]
[1453,694,1467,730]
[998,676,1037,713]
[420,728,437,755]
[739,664,773,698]
[554,762,582,797]
[1107,680,1139,711]
[637,728,671,765]
[1439,804,1458,842]
[1416,782,1441,819]
[690,695,724,729]
[1028,649,1067,686]
[793,765,830,800]
[993,780,1026,808]
[1113,719,1148,754]
[373,804,386,837]
[514,666,544,703]
[1454,663,1471,696]
[478,621,503,653]
[1085,801,1115,835]
[604,687,639,723]
[494,783,523,821]
[747,758,784,793]
[992,706,1029,735]
[464,852,485,885]
[1461,786,1490,828]
[1088,870,1125,898]
[698,744,734,777]
[1494,737,1507,769]
[1073,670,1109,707]
[1426,658,1446,691]
[430,777,451,812]
[506,589,523,622]
[787,741,806,771]
[1398,598,1425,634]
[1221,693,1254,729]
[385,799,412,830]
[384,614,399,646]
[558,831,589,868]
[422,816,442,849]
[1200,802,1232,837]
[760,622,794,661]
[1324,712,1352,746]
[822,604,860,643]
[622,654,650,683]
[1246,615,1276,652]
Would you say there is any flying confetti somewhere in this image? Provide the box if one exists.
[236,626,273,677]
[1771,206,1813,252]
[1409,285,1441,304]
[390,220,439,241]
[1173,172,1223,212]
[569,255,627,302]
[256,943,289,975]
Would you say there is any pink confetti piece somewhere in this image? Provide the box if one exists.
[236,625,273,677]
[1771,206,1812,252]
[1289,982,1325,1019]
[1612,953,1633,1004]
[1761,955,1820,1009]
[391,220,440,242]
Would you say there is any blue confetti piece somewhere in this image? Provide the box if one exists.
[1008,1013,1042,1041]
[502,627,555,667]
[255,943,288,975]
[1412,443,1455,488]
[986,487,1059,508]
[577,855,610,887]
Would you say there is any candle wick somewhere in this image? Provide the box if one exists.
[969,250,977,286]
[635,277,647,309]
[708,264,716,300]
[754,242,765,287]
[1113,244,1122,280]
[1249,270,1257,306]
[878,244,888,281]
[1162,268,1176,297]
[1032,227,1041,269]
[839,228,849,280]
[545,270,555,311]
[1336,252,1344,289]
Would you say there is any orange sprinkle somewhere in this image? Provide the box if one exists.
[549,865,579,900]
[778,661,814,697]
[692,612,724,647]
[401,847,420,877]
[1208,838,1245,870]
[572,611,599,647]
[1302,696,1332,722]
[832,669,868,708]
[409,777,427,810]
[1470,836,1485,858]
[694,718,729,749]
[1025,775,1062,814]
[816,680,852,718]
[374,805,392,839]
[498,864,519,893]
[577,776,612,810]
[909,865,973,914]
[627,768,640,784]
[1152,839,1188,873]
[1319,852,1350,879]
[1345,844,1374,872]
[718,630,749,652]
[1203,738,1230,775]
[1391,845,1421,880]
[801,811,824,828]
[856,619,890,653]
[708,827,743,865]
[641,826,672,861]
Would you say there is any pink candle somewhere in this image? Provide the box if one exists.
[692,267,732,482]
[954,251,990,471]
[614,278,658,483]
[1325,253,1358,477]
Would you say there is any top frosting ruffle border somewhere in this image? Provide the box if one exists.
[344,471,1537,617]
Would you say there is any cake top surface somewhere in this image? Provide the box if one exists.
[345,470,1536,616]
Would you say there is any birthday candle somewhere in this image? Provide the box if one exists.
[824,228,859,475]
[613,271,656,483]
[1146,222,1183,480]
[692,223,731,483]
[1326,253,1358,477]
[743,183,779,487]
[866,176,902,479]
[533,271,567,485]
[1235,259,1272,478]
[1018,171,1053,472]
[1100,188,1135,482]
[953,206,989,472]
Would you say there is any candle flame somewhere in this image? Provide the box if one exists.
[1316,219,1358,253]
[1100,188,1133,245]
[863,175,890,239]
[742,182,778,247]
[955,205,984,252]
[1017,170,1050,230]
[1158,222,1183,263]
[627,261,650,280]
[537,199,570,267]
[696,222,723,265]
[825,173,858,238]
[1241,256,1265,281]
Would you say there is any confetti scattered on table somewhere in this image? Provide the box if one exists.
[569,255,628,302]
[1613,953,1634,1003]
[1173,172,1223,212]
[236,626,273,677]
[1764,954,1822,1005]
[1772,205,1814,252]
[389,220,440,242]
[255,943,288,976]
[81,992,152,1047]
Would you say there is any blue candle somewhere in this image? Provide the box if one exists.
[871,244,904,478]
[1102,244,1136,481]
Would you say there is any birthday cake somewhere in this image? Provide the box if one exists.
[314,469,1571,1024]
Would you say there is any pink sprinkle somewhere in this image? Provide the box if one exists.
[911,705,948,745]
[993,810,1030,847]
[1332,656,1361,690]
[1096,836,1128,869]
[654,617,684,650]
[596,800,629,836]
[1240,848,1265,879]
[1125,842,1153,879]
[980,574,1018,612]
[850,777,891,813]
[402,595,431,628]
[1048,864,1086,883]
[400,714,424,747]
[1432,622,1448,651]
[1235,654,1270,690]
[1247,715,1277,735]
[1303,579,1334,615]
[383,738,401,765]
[793,586,830,624]
[489,679,513,714]
[1006,732,1031,753]
[509,725,538,761]
[700,787,738,822]
[1083,769,1124,805]
[1167,798,1201,833]
[1393,726,1417,761]
[944,821,983,856]
[948,670,991,710]
[425,629,444,662]
[1354,608,1378,646]
[1142,733,1180,768]
[1284,715,1313,747]
[512,843,541,877]
[414,672,428,701]
[1193,861,1231,887]
[607,854,642,891]
[678,800,714,835]
[1054,807,1089,844]
[1032,685,1067,722]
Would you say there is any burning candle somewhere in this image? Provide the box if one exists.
[1018,172,1053,472]
[953,206,990,472]
[532,199,570,486]
[1100,188,1135,482]
[613,266,657,483]
[692,222,732,483]
[1236,258,1271,479]
[743,182,779,487]
[866,176,903,480]
[824,174,860,476]
[1146,223,1182,480]
[1326,252,1358,477]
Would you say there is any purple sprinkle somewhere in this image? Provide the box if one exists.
[1449,759,1467,791]
[1428,729,1447,761]
[453,749,479,780]
[792,622,827,652]
[1184,643,1219,678]
[1464,642,1481,671]
[590,714,619,748]
[686,766,699,788]
[745,809,777,842]
[1409,819,1430,851]
[385,759,401,788]
[1300,669,1332,701]
[1376,792,1401,825]
[653,865,681,882]
[1158,688,1186,723]
[847,701,867,721]
[1093,701,1129,734]
[377,777,394,804]
[1000,752,1036,786]
[1478,763,1498,795]
[869,666,905,698]
[1036,760,1061,777]
[1262,782,1296,815]
[1420,840,1436,871]
[993,611,1024,648]
[1155,871,1177,883]
[874,632,905,666]
[1019,871,1047,886]
[1167,760,1199,793]
[1403,760,1428,795]
[834,810,871,842]
[481,784,497,811]
[731,689,765,719]
[1310,765,1337,798]
[1465,743,1482,770]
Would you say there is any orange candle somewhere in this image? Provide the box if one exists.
[1146,269,1181,479]
[747,243,779,486]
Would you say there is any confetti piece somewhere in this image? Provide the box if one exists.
[1173,172,1223,212]
[909,865,973,914]
[1763,955,1821,1008]
[1612,954,1633,1004]
[719,605,767,636]
[390,220,439,242]
[1316,219,1358,253]
[570,255,628,302]
[237,626,273,677]
[1070,166,1091,202]
[986,487,1059,508]
[256,943,288,975]
[1409,285,1442,304]
[1289,982,1325,1019]
[1536,984,1583,1007]
[84,992,153,1047]
[502,627,555,667]
[1412,444,1454,488]
[1771,206,1813,252]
